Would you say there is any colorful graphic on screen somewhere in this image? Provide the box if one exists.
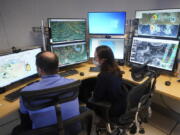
[51,42,88,67]
[88,12,126,35]
[49,19,86,43]
[0,48,41,88]
[130,37,179,71]
[89,38,124,59]
[137,10,180,38]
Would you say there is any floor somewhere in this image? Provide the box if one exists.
[124,110,180,135]
[0,110,179,135]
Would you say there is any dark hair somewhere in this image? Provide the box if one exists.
[96,45,122,77]
[36,51,59,75]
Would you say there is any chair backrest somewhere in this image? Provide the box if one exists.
[20,80,95,135]
[21,80,81,111]
[126,78,153,111]
[18,109,94,135]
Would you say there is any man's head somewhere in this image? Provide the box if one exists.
[36,51,59,75]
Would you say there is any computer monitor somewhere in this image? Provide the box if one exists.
[88,12,126,35]
[0,48,41,88]
[135,9,180,38]
[48,18,86,43]
[130,37,179,71]
[89,38,125,60]
[50,42,88,67]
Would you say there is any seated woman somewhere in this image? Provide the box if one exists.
[93,45,127,117]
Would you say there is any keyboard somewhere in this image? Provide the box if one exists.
[89,67,100,72]
[5,89,22,102]
[5,80,39,102]
[59,69,78,77]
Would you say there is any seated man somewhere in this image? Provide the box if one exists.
[12,51,80,134]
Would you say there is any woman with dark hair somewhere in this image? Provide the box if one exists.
[93,45,127,117]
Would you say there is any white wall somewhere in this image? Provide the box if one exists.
[0,0,158,50]
[156,0,180,9]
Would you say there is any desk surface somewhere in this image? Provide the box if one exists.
[0,63,180,118]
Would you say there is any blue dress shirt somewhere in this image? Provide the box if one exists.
[20,74,80,129]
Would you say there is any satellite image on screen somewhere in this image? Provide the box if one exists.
[0,48,41,87]
[138,12,180,38]
[130,38,179,71]
[52,42,88,66]
[50,20,86,43]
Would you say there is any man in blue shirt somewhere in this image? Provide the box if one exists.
[12,51,80,134]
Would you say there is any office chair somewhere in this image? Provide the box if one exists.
[14,80,94,135]
[87,76,157,135]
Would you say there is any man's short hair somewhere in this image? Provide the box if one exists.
[36,51,59,74]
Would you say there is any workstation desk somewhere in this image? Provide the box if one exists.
[0,62,180,125]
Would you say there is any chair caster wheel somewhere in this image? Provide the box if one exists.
[129,124,137,134]
[139,128,145,134]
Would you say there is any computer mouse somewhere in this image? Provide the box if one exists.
[165,81,171,86]
[80,72,84,76]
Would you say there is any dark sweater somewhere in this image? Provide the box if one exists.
[94,72,127,117]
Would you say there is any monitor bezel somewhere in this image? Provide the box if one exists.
[87,11,126,35]
[50,41,89,68]
[0,47,42,88]
[48,18,86,44]
[134,8,180,39]
[129,36,180,72]
[88,37,125,60]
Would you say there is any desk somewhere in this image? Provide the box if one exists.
[0,62,180,120]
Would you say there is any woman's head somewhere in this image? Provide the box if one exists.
[94,45,122,77]
[94,45,115,66]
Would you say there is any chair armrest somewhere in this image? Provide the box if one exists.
[87,98,111,121]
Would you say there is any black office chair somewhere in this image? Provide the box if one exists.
[87,76,157,135]
[13,80,94,135]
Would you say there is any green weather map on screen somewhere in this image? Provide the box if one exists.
[51,42,88,67]
[49,19,86,43]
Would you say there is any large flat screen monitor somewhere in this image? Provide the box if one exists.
[51,42,88,67]
[135,9,180,38]
[0,48,41,88]
[89,38,125,60]
[88,12,126,35]
[130,37,179,71]
[48,18,86,43]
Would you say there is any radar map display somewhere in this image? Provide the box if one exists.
[49,19,86,43]
[138,12,180,38]
[0,48,41,88]
[130,37,179,71]
[52,42,88,67]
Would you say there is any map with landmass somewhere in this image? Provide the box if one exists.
[138,12,180,38]
[50,21,86,43]
[52,42,88,66]
[130,38,179,71]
